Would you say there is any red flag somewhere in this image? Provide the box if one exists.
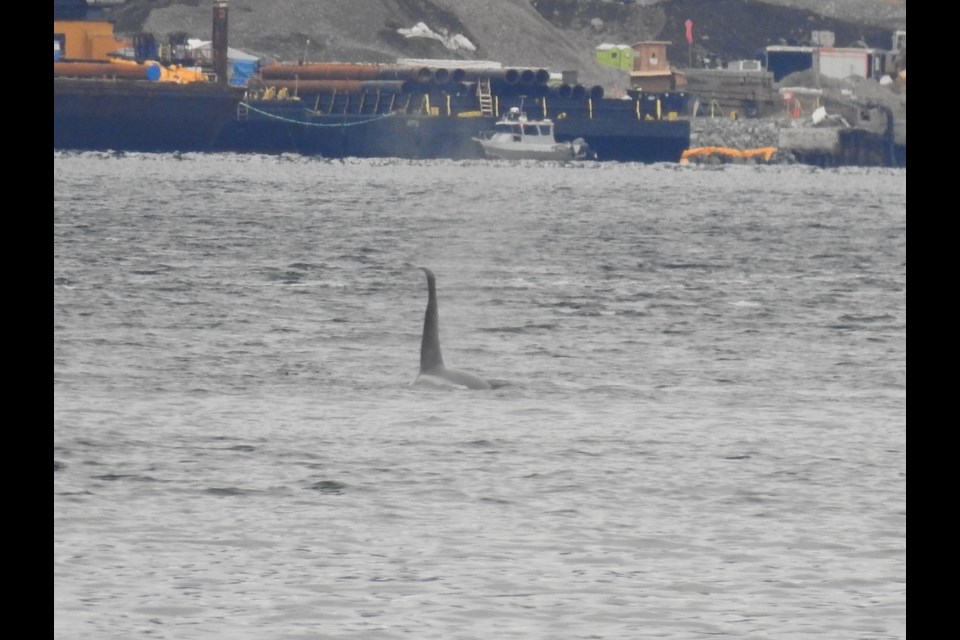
[685,19,694,45]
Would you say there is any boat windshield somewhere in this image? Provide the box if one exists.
[495,123,524,135]
[491,121,552,137]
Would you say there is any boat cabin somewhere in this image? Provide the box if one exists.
[495,107,555,140]
[474,106,591,160]
[494,120,554,140]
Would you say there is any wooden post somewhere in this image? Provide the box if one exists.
[212,1,229,84]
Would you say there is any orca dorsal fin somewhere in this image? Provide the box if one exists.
[419,267,444,372]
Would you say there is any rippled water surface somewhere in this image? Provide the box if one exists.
[54,153,906,639]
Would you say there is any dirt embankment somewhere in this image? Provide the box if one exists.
[531,0,902,69]
[108,0,905,87]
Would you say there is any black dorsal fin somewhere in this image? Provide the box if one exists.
[419,267,444,372]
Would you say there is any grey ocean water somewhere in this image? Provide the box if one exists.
[54,152,906,639]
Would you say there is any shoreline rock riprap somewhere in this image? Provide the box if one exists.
[690,116,786,149]
[686,116,797,164]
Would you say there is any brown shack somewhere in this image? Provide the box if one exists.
[629,41,686,92]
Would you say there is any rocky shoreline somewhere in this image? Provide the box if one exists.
[684,65,906,165]
[686,116,796,164]
[691,116,785,149]
[688,98,905,167]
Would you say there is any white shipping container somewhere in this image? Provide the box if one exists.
[818,49,869,79]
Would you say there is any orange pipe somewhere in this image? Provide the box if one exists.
[54,61,157,80]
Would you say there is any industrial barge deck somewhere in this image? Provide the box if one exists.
[54,74,691,162]
[212,73,691,162]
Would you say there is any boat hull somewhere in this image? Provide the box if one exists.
[553,117,689,163]
[217,101,688,162]
[217,106,492,159]
[54,78,244,152]
[53,80,691,162]
[476,143,577,161]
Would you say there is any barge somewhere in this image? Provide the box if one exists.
[53,63,692,162]
[53,0,690,162]
[212,75,691,162]
[54,77,244,152]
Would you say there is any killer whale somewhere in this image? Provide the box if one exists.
[415,267,493,390]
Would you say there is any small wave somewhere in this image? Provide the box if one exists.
[837,313,897,323]
[463,439,497,448]
[205,486,251,496]
[661,262,714,270]
[308,480,348,495]
[91,473,160,483]
[480,323,557,333]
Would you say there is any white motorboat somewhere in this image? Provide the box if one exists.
[474,108,592,160]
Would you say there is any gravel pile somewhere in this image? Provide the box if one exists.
[690,116,786,149]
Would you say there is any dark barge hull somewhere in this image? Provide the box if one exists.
[215,99,690,163]
[216,110,691,163]
[54,78,244,152]
[216,105,493,160]
[554,117,689,163]
[53,79,690,162]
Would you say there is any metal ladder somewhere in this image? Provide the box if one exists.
[477,77,494,116]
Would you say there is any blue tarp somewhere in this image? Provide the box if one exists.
[229,59,258,87]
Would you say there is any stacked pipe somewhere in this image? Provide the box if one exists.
[540,84,605,99]
[260,62,554,88]
[54,61,163,81]
[257,62,603,101]
[260,63,433,84]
